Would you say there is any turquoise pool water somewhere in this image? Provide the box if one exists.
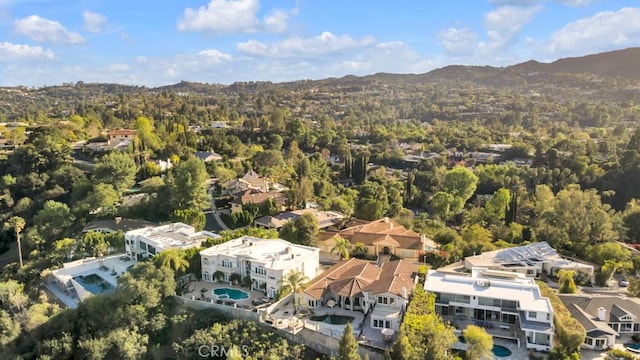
[213,287,249,300]
[73,274,114,294]
[492,345,512,357]
[625,343,640,352]
[309,314,354,325]
[458,337,512,357]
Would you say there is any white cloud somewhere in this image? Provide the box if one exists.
[237,32,376,58]
[14,15,84,44]
[178,0,296,33]
[547,7,640,56]
[481,5,542,50]
[83,11,107,33]
[555,0,598,6]
[0,42,54,60]
[439,27,478,56]
[489,0,540,5]
[489,0,597,6]
[199,49,233,62]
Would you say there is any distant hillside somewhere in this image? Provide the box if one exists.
[508,47,640,80]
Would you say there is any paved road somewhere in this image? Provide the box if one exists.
[204,210,229,232]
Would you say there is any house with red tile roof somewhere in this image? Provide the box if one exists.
[301,258,418,332]
[317,217,438,261]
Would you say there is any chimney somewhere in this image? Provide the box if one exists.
[383,217,389,223]
[597,307,606,321]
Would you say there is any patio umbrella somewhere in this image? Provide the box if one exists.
[327,299,336,308]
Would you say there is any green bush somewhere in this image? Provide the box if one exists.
[608,348,636,360]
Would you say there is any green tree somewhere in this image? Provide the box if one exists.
[80,183,119,216]
[33,200,74,244]
[463,325,493,360]
[277,270,309,315]
[442,166,479,208]
[117,262,176,308]
[482,188,511,224]
[94,152,137,194]
[54,238,77,262]
[153,249,190,277]
[169,157,209,210]
[558,270,577,294]
[431,191,455,221]
[331,237,351,260]
[338,322,361,360]
[294,212,319,246]
[171,209,206,231]
[5,216,25,267]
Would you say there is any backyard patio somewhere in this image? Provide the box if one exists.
[181,280,271,310]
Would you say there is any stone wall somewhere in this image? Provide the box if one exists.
[176,296,259,322]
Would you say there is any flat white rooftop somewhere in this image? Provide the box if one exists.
[424,268,553,314]
[200,236,318,270]
[126,222,219,250]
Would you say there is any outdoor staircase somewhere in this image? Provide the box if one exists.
[377,254,391,265]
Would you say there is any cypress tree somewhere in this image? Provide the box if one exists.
[338,323,361,360]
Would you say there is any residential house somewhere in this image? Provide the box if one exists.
[254,209,345,230]
[106,129,137,147]
[464,242,594,278]
[223,170,272,194]
[124,222,219,260]
[316,217,438,261]
[194,150,223,163]
[200,236,320,298]
[424,267,554,352]
[559,294,640,350]
[229,189,287,214]
[301,258,418,332]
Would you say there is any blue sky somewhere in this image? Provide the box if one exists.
[0,0,639,86]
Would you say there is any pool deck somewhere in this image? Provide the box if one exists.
[182,281,269,309]
[453,336,527,360]
[47,253,139,308]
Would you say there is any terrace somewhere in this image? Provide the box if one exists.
[181,280,271,310]
[46,253,138,308]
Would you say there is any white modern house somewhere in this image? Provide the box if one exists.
[124,223,219,260]
[200,236,320,298]
[424,267,554,352]
[463,242,594,278]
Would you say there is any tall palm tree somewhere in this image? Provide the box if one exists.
[153,249,190,277]
[6,216,25,267]
[278,270,309,315]
[330,237,351,260]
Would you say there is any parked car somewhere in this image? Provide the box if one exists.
[619,279,629,287]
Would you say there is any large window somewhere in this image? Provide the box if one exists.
[378,296,394,305]
[373,319,391,328]
[439,293,470,304]
[254,267,266,275]
[479,297,518,309]
[221,259,233,268]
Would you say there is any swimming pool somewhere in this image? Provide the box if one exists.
[492,345,512,357]
[625,343,640,353]
[73,274,114,295]
[309,314,354,325]
[458,337,512,357]
[213,287,249,300]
